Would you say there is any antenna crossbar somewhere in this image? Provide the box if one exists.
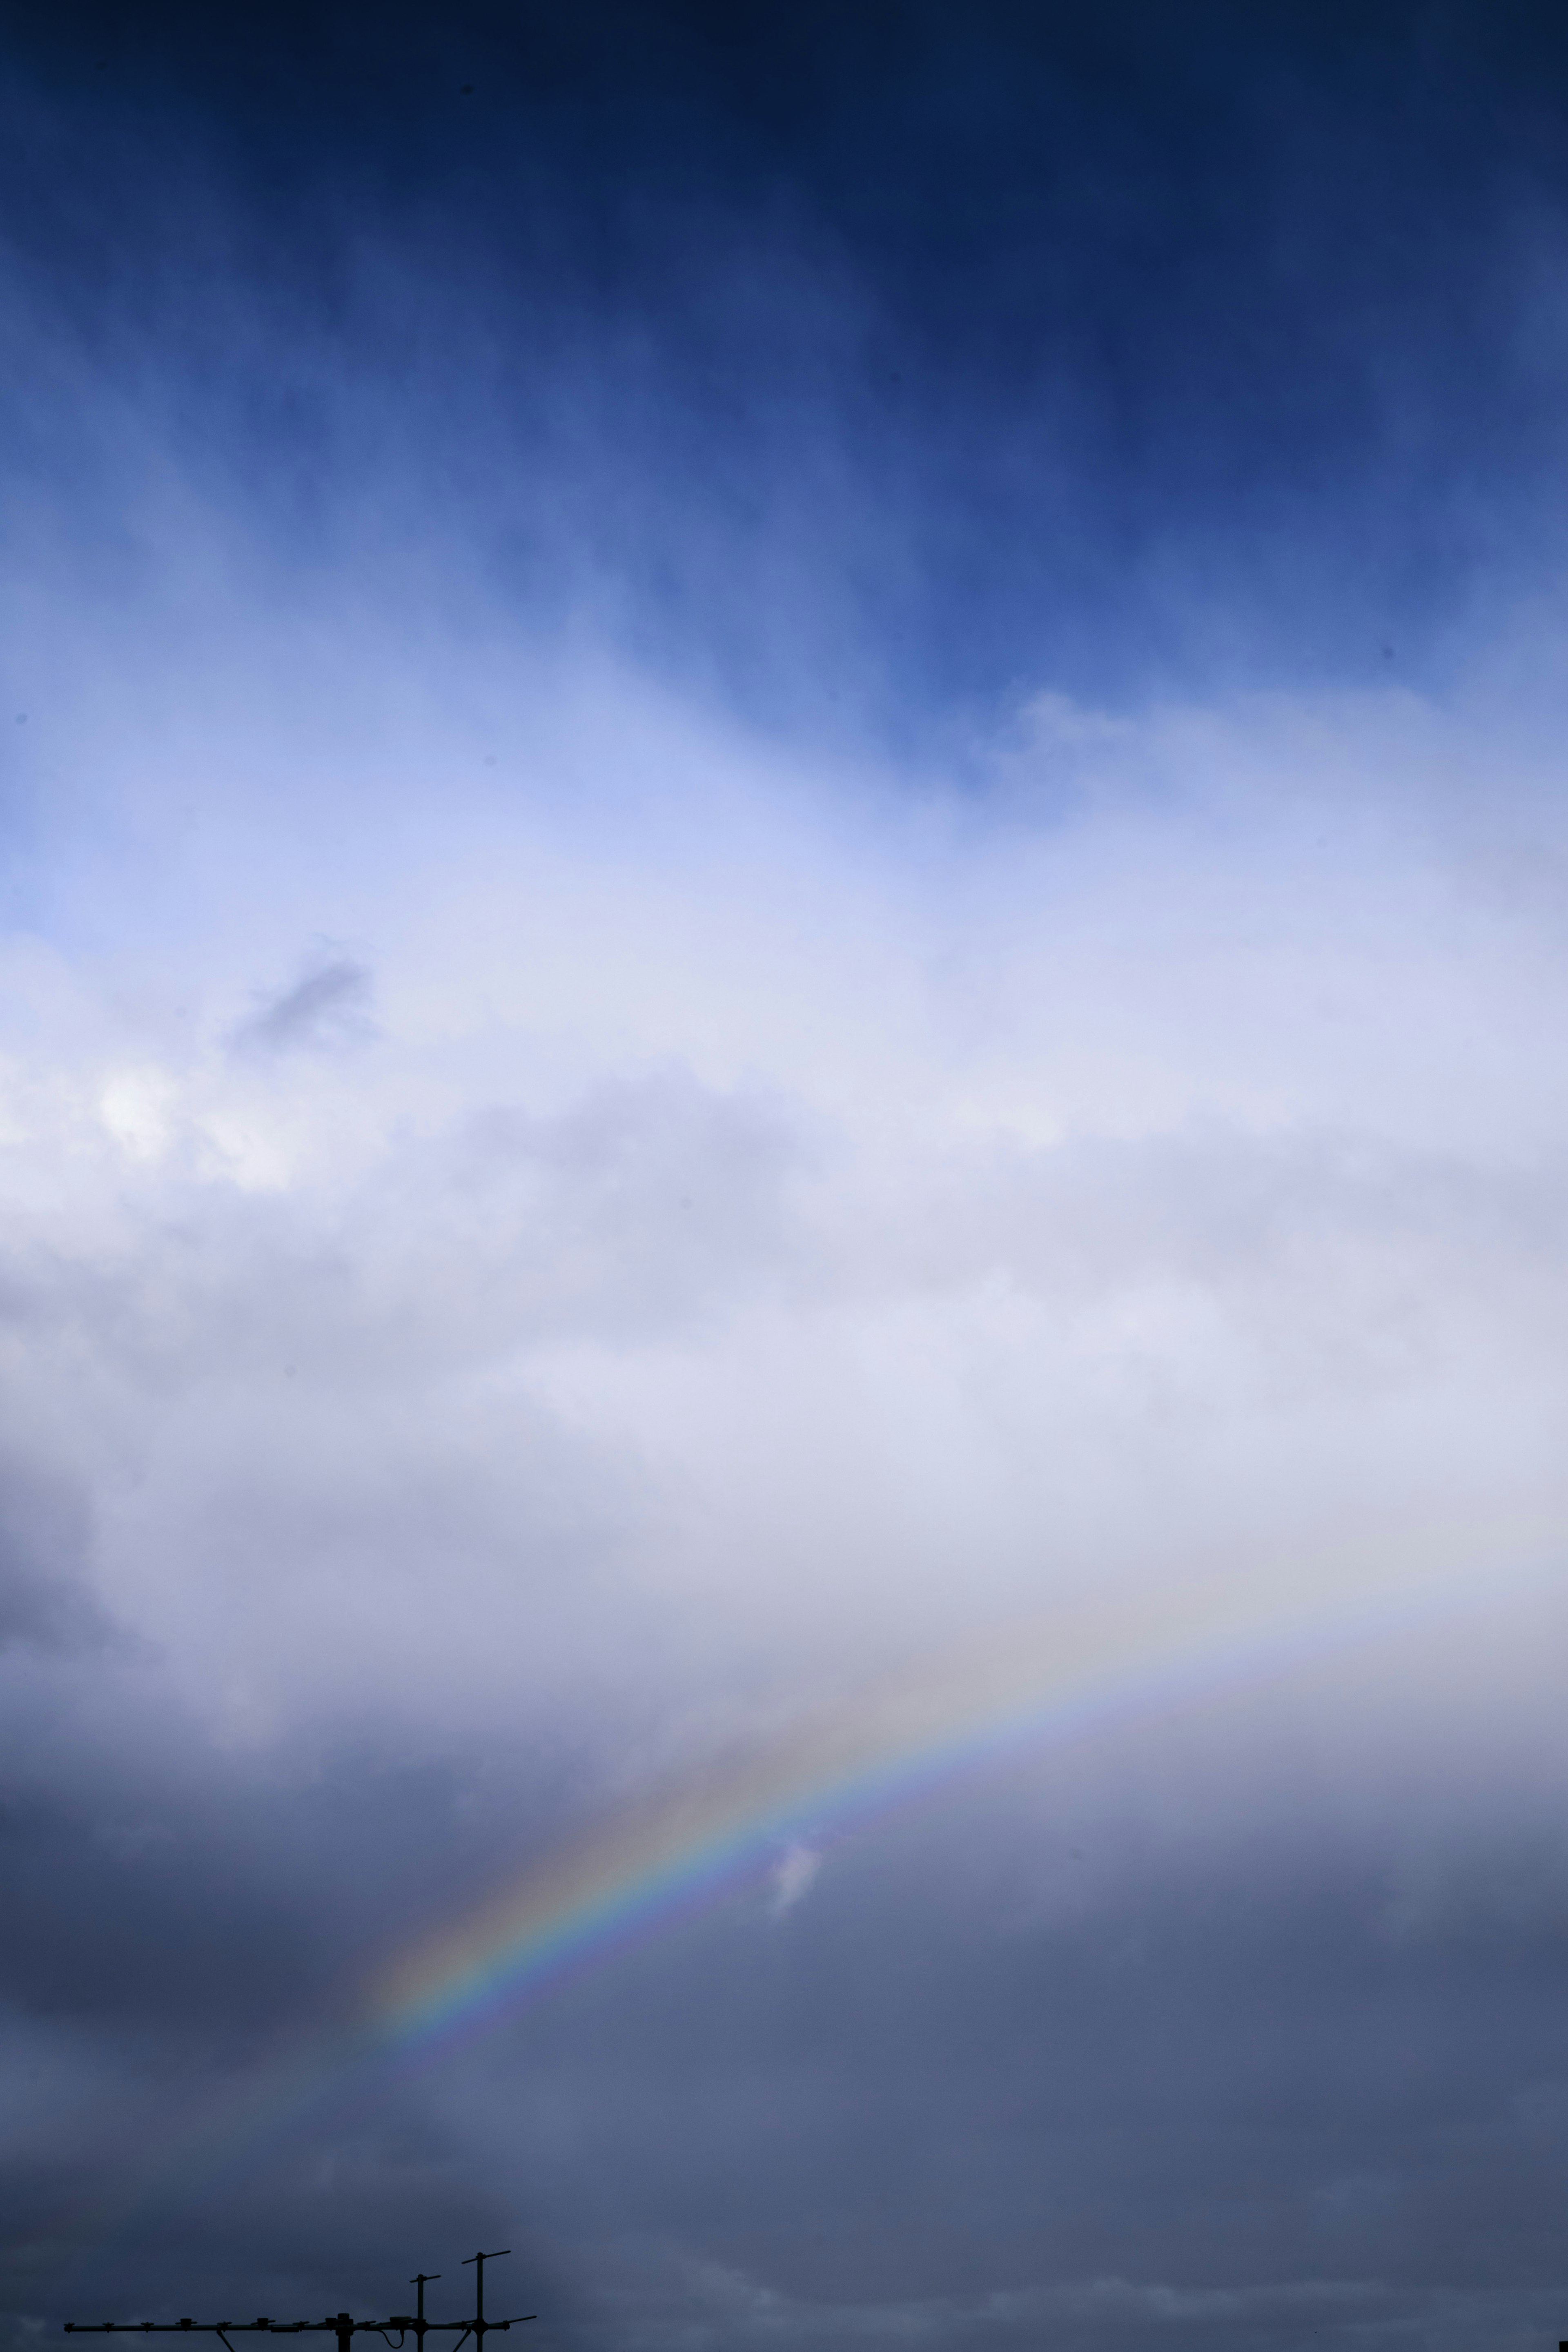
[67,2256,537,2351]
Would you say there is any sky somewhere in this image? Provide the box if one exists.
[5,5,1568,2351]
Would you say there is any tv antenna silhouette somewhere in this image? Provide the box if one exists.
[66,2247,536,2352]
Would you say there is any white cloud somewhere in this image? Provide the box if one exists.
[767,1842,823,1920]
[3,572,1568,1813]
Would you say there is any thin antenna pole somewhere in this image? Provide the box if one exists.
[408,2276,440,2352]
[459,2253,510,2350]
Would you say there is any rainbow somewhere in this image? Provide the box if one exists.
[371,1508,1538,2055]
[60,1507,1550,2288]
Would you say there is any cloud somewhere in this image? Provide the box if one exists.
[767,1843,822,1921]
[0,1457,111,1657]
[1,612,1566,1767]
[7,604,1568,2352]
[229,960,376,1060]
[581,2248,1424,2352]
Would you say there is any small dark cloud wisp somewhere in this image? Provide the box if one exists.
[229,960,375,1058]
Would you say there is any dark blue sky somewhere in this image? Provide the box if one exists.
[7,2,1568,733]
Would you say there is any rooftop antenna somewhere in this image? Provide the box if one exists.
[66,2252,536,2352]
